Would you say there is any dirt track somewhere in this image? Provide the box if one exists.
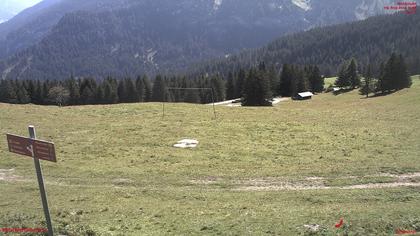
[2,168,420,191]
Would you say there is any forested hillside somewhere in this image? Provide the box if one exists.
[0,0,394,80]
[192,12,420,77]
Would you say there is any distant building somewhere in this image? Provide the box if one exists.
[296,92,314,100]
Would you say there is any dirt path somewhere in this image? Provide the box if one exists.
[0,169,26,182]
[191,172,420,191]
[2,168,419,191]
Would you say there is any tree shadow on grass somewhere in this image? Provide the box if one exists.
[360,90,398,99]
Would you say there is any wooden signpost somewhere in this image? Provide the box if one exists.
[6,126,56,236]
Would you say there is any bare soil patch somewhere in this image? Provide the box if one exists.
[190,172,420,191]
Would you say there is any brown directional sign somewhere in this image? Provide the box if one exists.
[6,134,56,162]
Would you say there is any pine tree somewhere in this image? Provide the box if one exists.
[0,80,18,103]
[242,68,272,106]
[335,63,351,88]
[360,64,374,98]
[235,69,246,98]
[226,72,235,100]
[16,82,30,104]
[279,64,293,97]
[142,75,152,102]
[267,65,279,96]
[308,65,324,93]
[136,76,146,102]
[33,80,44,104]
[42,82,50,105]
[242,69,258,106]
[125,78,139,103]
[80,78,96,104]
[103,79,118,104]
[211,75,225,102]
[117,79,127,103]
[395,54,411,89]
[26,80,35,103]
[376,60,385,93]
[347,59,361,88]
[95,85,104,104]
[68,77,80,105]
[151,75,167,102]
[293,67,309,96]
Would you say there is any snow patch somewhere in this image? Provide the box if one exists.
[110,44,120,54]
[269,3,283,10]
[291,0,311,11]
[213,0,222,10]
[174,139,199,148]
[146,48,157,64]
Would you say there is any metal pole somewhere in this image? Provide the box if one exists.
[210,88,217,119]
[28,126,53,236]
[162,89,166,118]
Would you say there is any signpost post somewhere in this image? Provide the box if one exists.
[6,126,56,236]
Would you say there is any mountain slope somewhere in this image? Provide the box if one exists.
[0,0,397,80]
[192,12,420,77]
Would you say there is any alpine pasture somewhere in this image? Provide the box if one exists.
[0,76,419,235]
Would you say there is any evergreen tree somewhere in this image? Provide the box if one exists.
[136,76,145,102]
[225,72,235,100]
[395,54,411,89]
[14,81,30,104]
[125,78,139,103]
[80,78,96,104]
[67,77,80,105]
[95,85,104,104]
[103,78,118,104]
[151,75,167,102]
[0,80,18,103]
[376,53,411,93]
[26,80,35,103]
[360,64,375,98]
[267,65,279,96]
[335,63,351,88]
[33,80,44,104]
[242,68,272,106]
[235,69,246,98]
[376,63,386,93]
[308,65,324,93]
[142,75,152,102]
[42,82,50,105]
[117,79,127,103]
[293,67,309,96]
[211,75,225,102]
[347,59,361,88]
[279,64,293,97]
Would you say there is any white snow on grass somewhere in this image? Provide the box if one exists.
[174,139,199,148]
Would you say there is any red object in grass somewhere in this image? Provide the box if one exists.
[335,218,344,228]
[396,229,417,235]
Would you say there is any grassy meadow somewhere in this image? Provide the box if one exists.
[0,76,419,235]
